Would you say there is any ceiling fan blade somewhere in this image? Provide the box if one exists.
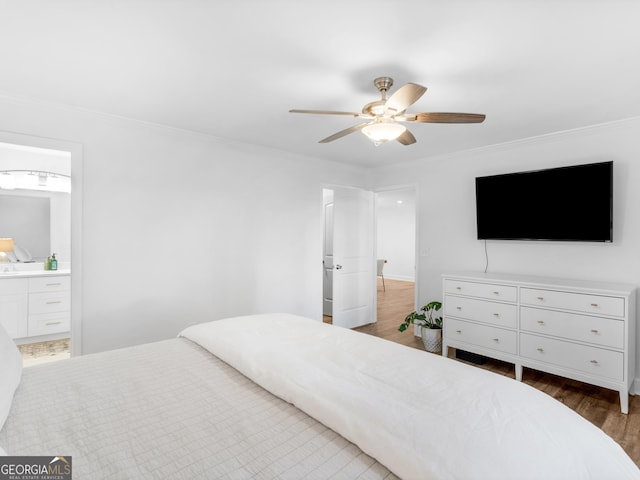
[384,83,427,114]
[289,109,362,117]
[414,112,486,123]
[318,123,369,143]
[396,129,416,146]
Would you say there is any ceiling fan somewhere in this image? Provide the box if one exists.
[289,76,485,146]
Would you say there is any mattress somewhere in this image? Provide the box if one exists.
[0,336,397,479]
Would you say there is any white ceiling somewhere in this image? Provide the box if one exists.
[1,1,639,168]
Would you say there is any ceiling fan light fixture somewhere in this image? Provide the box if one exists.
[290,76,484,146]
[361,120,406,145]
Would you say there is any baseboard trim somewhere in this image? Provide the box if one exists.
[384,274,415,282]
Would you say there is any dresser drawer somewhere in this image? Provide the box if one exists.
[28,311,70,336]
[520,307,624,349]
[29,291,70,315]
[444,295,517,329]
[520,333,623,381]
[520,288,624,317]
[0,278,28,295]
[444,279,517,302]
[29,276,70,293]
[445,318,517,355]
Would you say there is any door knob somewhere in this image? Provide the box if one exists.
[335,265,343,270]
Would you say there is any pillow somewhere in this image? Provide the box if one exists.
[0,323,22,432]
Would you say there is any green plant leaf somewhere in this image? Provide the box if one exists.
[398,301,443,332]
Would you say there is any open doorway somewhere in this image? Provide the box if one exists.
[375,188,416,327]
[0,133,82,364]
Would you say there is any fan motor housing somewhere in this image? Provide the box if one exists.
[373,76,393,92]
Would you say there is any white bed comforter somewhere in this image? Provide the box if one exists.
[181,313,640,480]
[1,336,396,479]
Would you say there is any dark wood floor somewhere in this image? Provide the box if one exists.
[354,278,640,467]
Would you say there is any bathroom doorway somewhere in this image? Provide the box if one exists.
[0,132,82,360]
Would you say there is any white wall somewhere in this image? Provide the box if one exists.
[376,189,415,281]
[369,117,640,378]
[0,95,366,354]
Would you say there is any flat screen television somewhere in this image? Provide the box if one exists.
[475,161,613,242]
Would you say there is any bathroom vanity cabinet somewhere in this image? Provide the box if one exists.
[0,272,70,341]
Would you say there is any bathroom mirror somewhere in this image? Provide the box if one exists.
[0,142,71,265]
[0,194,51,260]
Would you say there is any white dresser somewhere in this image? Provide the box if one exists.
[442,272,636,413]
[0,272,71,341]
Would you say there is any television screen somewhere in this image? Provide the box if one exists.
[475,161,613,242]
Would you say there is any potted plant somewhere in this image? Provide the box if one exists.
[398,301,443,353]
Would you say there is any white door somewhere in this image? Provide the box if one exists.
[332,186,376,328]
[322,191,334,316]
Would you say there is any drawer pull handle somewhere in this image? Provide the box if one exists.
[493,291,500,295]
[45,321,62,326]
[590,329,599,334]
[456,287,462,290]
[537,348,544,353]
[492,338,500,343]
[456,306,462,310]
[455,330,462,334]
[46,283,62,286]
[46,301,62,304]
[493,313,500,317]
[590,360,599,365]
[537,296,544,301]
[537,320,545,325]
[590,303,599,308]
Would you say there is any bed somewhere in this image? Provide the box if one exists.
[1,313,639,479]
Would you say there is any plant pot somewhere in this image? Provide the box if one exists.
[421,327,442,353]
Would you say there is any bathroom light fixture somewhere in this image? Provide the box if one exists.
[361,120,407,146]
[0,170,70,193]
[0,238,14,263]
